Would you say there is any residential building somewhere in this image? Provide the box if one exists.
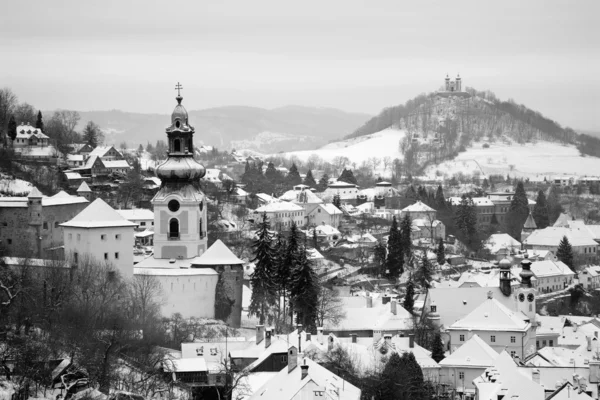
[523,226,598,261]
[401,200,436,220]
[517,260,575,293]
[116,208,154,231]
[307,203,342,228]
[449,193,535,227]
[253,201,305,230]
[579,266,600,290]
[484,233,521,259]
[322,181,359,204]
[13,123,54,157]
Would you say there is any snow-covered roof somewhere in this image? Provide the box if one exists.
[439,334,498,368]
[580,265,600,277]
[523,213,537,229]
[485,233,521,254]
[306,248,324,260]
[77,181,92,192]
[67,154,85,161]
[328,181,357,188]
[61,198,137,228]
[448,298,529,331]
[116,209,154,221]
[402,200,435,212]
[16,124,48,139]
[313,224,341,236]
[514,260,575,278]
[89,146,120,158]
[163,357,207,372]
[523,226,598,247]
[320,203,343,215]
[134,268,217,276]
[448,196,494,206]
[102,160,131,169]
[42,191,88,206]
[279,188,323,204]
[65,172,83,180]
[255,201,303,213]
[193,239,245,265]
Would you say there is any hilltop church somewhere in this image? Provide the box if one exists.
[61,87,244,327]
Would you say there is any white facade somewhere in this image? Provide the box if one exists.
[578,266,600,290]
[307,204,342,228]
[323,182,359,201]
[254,201,305,230]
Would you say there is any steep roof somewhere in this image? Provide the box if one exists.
[553,213,572,227]
[255,201,303,213]
[402,200,435,212]
[193,239,244,265]
[439,334,498,368]
[485,233,521,254]
[28,187,43,198]
[61,198,137,228]
[77,181,92,192]
[116,209,154,221]
[449,298,529,331]
[523,213,538,229]
[524,226,598,247]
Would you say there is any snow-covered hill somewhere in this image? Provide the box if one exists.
[0,173,34,196]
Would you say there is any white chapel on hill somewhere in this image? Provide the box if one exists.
[63,86,245,326]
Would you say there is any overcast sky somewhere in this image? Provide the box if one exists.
[1,0,599,129]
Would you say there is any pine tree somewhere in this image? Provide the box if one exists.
[373,240,387,277]
[505,181,530,240]
[556,235,574,271]
[436,238,445,265]
[303,169,317,188]
[264,162,280,183]
[418,253,432,288]
[454,195,479,248]
[338,169,357,185]
[35,111,44,132]
[277,223,301,328]
[332,194,341,209]
[386,217,403,278]
[286,163,302,187]
[289,244,320,331]
[399,214,413,260]
[532,189,550,229]
[547,185,564,225]
[317,173,329,192]
[431,332,445,362]
[7,115,17,143]
[249,213,278,324]
[403,276,415,313]
[82,121,101,148]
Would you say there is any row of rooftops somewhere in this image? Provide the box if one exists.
[0,187,89,208]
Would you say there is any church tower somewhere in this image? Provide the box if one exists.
[515,254,537,323]
[456,74,462,91]
[499,258,512,296]
[152,84,208,259]
[445,74,450,91]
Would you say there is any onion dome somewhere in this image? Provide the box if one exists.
[519,253,534,287]
[156,157,205,181]
[499,258,511,270]
[171,95,188,125]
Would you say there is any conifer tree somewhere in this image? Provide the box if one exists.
[249,213,278,324]
[332,194,341,209]
[436,238,445,265]
[556,235,574,271]
[373,240,387,277]
[482,178,490,191]
[35,110,44,132]
[7,115,16,144]
[431,332,445,362]
[312,228,319,250]
[400,214,413,260]
[289,244,320,331]
[418,253,432,288]
[264,162,280,182]
[546,185,564,225]
[454,195,479,248]
[403,275,415,313]
[303,169,317,188]
[532,189,550,229]
[506,181,530,240]
[286,163,302,187]
[338,168,357,185]
[386,217,403,278]
[277,222,301,328]
[317,173,329,192]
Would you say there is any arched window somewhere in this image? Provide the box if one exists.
[174,139,181,153]
[169,218,180,239]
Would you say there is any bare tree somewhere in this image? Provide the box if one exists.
[0,88,18,146]
[315,287,346,328]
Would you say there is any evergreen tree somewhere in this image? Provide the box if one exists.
[431,332,445,362]
[289,244,320,331]
[286,163,302,187]
[436,238,445,265]
[532,189,550,229]
[454,195,479,249]
[406,185,418,202]
[378,352,403,400]
[386,217,403,278]
[373,240,387,277]
[338,168,358,185]
[145,141,154,153]
[332,194,341,209]
[556,235,574,271]
[277,223,301,328]
[7,115,16,143]
[35,111,44,132]
[547,185,564,225]
[264,162,280,182]
[399,214,413,260]
[482,178,490,191]
[317,173,329,192]
[418,253,432,288]
[505,181,530,240]
[303,169,317,188]
[249,213,278,324]
[82,120,102,148]
[403,275,415,313]
[312,228,319,250]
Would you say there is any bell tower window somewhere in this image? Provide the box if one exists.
[174,138,181,153]
[175,120,181,128]
[169,218,180,239]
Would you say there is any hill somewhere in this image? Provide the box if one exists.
[72,106,371,154]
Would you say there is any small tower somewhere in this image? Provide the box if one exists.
[76,181,93,201]
[445,74,450,91]
[515,254,537,323]
[456,73,462,92]
[521,212,537,243]
[499,257,512,296]
[27,187,43,226]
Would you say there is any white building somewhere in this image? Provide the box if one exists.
[401,201,437,220]
[307,203,342,228]
[526,260,574,293]
[61,198,136,278]
[116,208,154,231]
[484,233,522,259]
[322,181,359,202]
[578,266,600,290]
[254,201,305,230]
[523,226,598,261]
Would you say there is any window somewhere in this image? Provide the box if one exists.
[168,200,180,212]
[68,233,72,240]
[115,252,119,259]
[54,221,59,228]
[77,233,81,241]
[115,234,121,240]
[542,340,547,347]
[458,372,464,380]
[281,355,288,363]
[43,222,48,230]
[490,335,496,342]
[173,138,181,152]
[140,222,146,226]
[104,253,108,260]
[510,351,516,357]
[169,218,180,239]
[510,336,516,343]
[459,334,465,342]
[74,252,78,263]
[1,222,6,227]
[101,234,106,240]
[7,239,12,245]
[430,305,437,312]
[549,340,554,346]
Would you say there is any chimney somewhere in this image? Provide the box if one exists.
[391,300,397,315]
[265,328,272,348]
[532,368,540,384]
[366,296,373,308]
[256,325,265,345]
[351,333,357,343]
[328,335,334,352]
[373,330,382,344]
[382,295,390,305]
[300,363,309,380]
[384,334,392,344]
[409,333,415,348]
[306,333,311,342]
[297,326,303,353]
[317,327,324,344]
[288,346,298,373]
[587,336,592,351]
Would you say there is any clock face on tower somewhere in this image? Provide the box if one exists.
[527,293,535,303]
[518,293,525,302]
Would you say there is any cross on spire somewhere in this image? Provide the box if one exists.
[175,82,183,97]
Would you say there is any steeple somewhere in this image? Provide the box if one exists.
[499,258,512,296]
[519,254,534,288]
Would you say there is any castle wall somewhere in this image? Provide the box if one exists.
[214,264,244,328]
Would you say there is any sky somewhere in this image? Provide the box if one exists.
[1,0,599,130]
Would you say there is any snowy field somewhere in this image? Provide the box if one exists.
[0,173,34,195]
[281,128,406,166]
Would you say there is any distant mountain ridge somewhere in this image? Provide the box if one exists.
[67,106,371,153]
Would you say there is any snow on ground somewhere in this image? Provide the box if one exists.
[423,140,600,180]
[0,173,34,195]
[281,128,406,166]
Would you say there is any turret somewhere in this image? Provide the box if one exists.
[521,212,537,243]
[499,258,512,296]
[445,74,450,91]
[27,187,43,226]
[76,181,93,201]
[456,74,462,91]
